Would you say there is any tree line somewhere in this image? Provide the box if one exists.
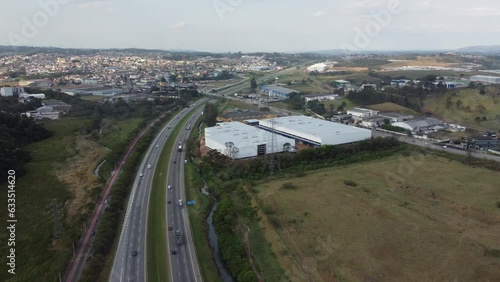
[0,112,53,183]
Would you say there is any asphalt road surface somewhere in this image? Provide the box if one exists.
[109,99,207,282]
[166,109,204,282]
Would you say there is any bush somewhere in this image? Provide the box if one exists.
[343,180,358,187]
[281,182,298,190]
[268,215,282,228]
[294,171,306,177]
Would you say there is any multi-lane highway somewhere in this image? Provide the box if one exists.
[166,110,203,282]
[110,99,207,282]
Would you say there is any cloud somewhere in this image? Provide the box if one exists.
[170,21,187,29]
[311,11,326,17]
[344,1,384,10]
[408,1,432,12]
[458,7,500,17]
[77,1,112,9]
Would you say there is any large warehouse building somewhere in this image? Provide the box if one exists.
[260,85,297,98]
[204,122,295,159]
[259,116,372,146]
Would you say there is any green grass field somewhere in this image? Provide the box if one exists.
[322,99,359,111]
[423,86,500,131]
[365,102,420,115]
[256,155,500,282]
[99,118,144,150]
[0,118,95,282]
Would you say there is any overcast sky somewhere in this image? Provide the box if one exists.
[1,0,500,52]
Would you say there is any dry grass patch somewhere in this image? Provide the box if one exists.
[257,155,500,282]
[54,135,108,221]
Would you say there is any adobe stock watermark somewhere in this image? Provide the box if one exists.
[278,236,340,282]
[384,151,426,190]
[7,0,70,46]
[213,0,244,21]
[341,0,403,52]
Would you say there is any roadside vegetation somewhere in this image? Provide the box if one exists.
[184,115,221,281]
[0,87,198,281]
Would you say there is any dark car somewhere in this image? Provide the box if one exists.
[168,226,173,231]
[91,231,96,236]
[132,251,138,257]
[171,249,177,255]
[168,200,171,204]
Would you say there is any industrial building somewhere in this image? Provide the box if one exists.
[260,85,297,98]
[259,116,372,146]
[0,87,13,97]
[347,108,379,119]
[303,93,340,102]
[60,85,125,96]
[392,118,446,134]
[204,122,295,159]
[470,75,500,84]
[307,63,328,73]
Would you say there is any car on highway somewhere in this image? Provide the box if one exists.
[147,164,151,169]
[168,226,173,231]
[156,144,159,148]
[132,251,138,257]
[168,200,171,204]
[168,185,172,190]
[105,199,108,204]
[91,231,96,236]
[140,172,143,177]
[171,249,177,255]
[178,199,183,207]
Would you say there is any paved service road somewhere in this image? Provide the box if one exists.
[372,129,500,163]
[110,98,208,282]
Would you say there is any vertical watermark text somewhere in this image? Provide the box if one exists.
[6,170,17,275]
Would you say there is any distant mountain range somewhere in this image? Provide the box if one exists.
[2,45,500,56]
[455,45,500,54]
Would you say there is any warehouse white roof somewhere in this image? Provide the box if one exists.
[205,122,293,146]
[259,115,371,145]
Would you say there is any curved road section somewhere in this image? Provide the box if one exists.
[110,99,207,282]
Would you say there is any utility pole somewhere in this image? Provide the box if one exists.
[263,118,282,175]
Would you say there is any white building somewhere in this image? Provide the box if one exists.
[347,108,379,119]
[259,116,371,146]
[470,75,500,84]
[392,118,446,134]
[204,122,295,159]
[303,93,340,102]
[19,93,46,99]
[0,87,14,97]
[307,63,328,73]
